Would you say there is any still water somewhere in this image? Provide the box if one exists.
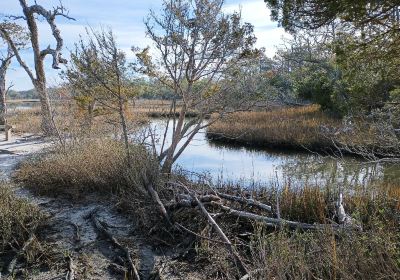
[149,119,400,188]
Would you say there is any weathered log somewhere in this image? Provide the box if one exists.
[214,203,342,231]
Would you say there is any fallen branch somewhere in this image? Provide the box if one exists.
[90,212,140,280]
[216,192,272,212]
[143,172,171,226]
[214,203,342,230]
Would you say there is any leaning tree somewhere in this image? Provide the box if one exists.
[0,0,74,135]
[136,0,262,173]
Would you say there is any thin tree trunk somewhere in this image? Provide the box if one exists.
[0,70,6,125]
[118,94,131,161]
[161,105,187,173]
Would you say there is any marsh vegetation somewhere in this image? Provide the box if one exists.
[0,0,400,279]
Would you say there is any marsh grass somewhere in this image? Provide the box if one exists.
[207,105,339,149]
[134,99,199,118]
[0,183,51,274]
[15,140,158,198]
[8,107,42,134]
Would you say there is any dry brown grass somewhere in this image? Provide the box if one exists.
[0,184,44,250]
[8,107,42,134]
[207,105,340,149]
[0,183,49,274]
[15,140,157,198]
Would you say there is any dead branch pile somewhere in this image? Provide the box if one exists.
[142,178,360,279]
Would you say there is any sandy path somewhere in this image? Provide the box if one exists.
[0,135,168,279]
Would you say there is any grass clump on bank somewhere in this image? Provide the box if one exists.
[0,184,47,275]
[15,140,158,198]
[207,105,339,149]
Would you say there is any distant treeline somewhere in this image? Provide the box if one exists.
[8,89,38,100]
[7,81,177,100]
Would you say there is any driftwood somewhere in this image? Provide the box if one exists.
[216,192,272,212]
[90,212,141,280]
[143,172,171,226]
[336,193,362,230]
[65,255,75,280]
[215,203,341,230]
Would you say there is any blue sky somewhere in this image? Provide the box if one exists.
[0,0,288,91]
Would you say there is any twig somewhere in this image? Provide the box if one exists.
[69,222,80,243]
[175,223,231,245]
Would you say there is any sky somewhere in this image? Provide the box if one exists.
[0,0,288,91]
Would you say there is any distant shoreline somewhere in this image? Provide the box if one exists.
[8,99,40,103]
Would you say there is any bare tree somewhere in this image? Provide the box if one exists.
[0,0,74,135]
[136,0,261,173]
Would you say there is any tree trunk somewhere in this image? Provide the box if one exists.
[118,94,131,161]
[34,79,55,135]
[161,105,187,173]
[0,70,6,125]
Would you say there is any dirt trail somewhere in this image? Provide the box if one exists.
[1,135,176,279]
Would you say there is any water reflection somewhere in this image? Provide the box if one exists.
[149,119,400,188]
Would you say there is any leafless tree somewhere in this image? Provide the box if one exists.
[136,0,261,173]
[0,0,74,135]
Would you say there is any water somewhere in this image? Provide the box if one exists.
[148,119,400,188]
